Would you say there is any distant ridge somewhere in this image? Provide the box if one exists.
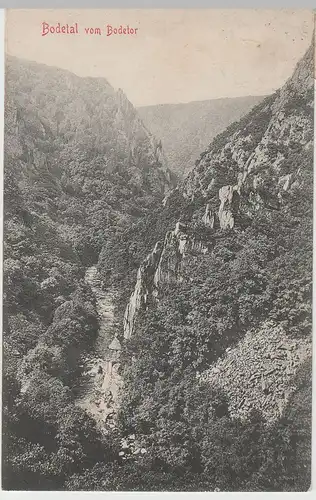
[138,95,265,177]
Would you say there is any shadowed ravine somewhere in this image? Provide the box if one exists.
[75,266,122,432]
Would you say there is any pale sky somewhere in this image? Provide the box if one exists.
[5,9,314,107]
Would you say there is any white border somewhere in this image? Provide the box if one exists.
[0,6,315,499]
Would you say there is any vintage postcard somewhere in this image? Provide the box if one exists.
[2,8,314,491]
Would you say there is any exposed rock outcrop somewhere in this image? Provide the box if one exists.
[203,203,215,228]
[179,37,314,223]
[218,185,240,229]
[124,241,164,339]
[123,221,208,339]
[114,88,171,191]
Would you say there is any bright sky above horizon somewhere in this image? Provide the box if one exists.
[5,9,314,107]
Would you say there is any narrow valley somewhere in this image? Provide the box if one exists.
[75,266,122,432]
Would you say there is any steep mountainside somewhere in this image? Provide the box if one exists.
[5,56,172,263]
[138,96,265,177]
[117,40,313,491]
[3,56,172,489]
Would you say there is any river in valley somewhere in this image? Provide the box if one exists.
[75,266,122,432]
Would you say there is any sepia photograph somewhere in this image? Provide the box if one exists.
[2,8,314,491]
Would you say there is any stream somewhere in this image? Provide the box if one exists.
[75,266,122,432]
[75,266,144,459]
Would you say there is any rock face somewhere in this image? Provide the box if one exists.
[179,41,314,221]
[124,241,164,339]
[218,185,240,229]
[114,87,171,189]
[123,219,209,339]
[202,203,215,228]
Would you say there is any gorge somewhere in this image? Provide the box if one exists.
[2,37,313,492]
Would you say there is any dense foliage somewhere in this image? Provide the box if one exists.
[105,43,313,491]
[3,56,171,489]
[116,157,312,490]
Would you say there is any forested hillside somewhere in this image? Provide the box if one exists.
[2,35,313,492]
[138,96,264,178]
[111,39,313,491]
[3,56,172,489]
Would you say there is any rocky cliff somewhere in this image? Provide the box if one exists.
[123,221,208,339]
[123,39,313,424]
